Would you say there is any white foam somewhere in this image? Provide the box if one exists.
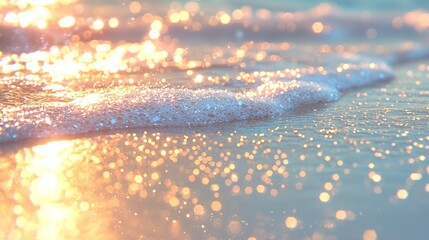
[0,54,396,143]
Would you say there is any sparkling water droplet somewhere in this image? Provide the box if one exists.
[151,116,160,122]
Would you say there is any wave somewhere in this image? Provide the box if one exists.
[0,53,399,143]
[1,3,429,143]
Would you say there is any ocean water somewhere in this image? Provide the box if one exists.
[1,1,429,239]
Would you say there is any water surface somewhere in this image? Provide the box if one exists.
[1,1,429,239]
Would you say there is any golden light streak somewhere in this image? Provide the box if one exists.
[26,142,84,239]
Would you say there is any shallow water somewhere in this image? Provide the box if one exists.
[1,1,429,240]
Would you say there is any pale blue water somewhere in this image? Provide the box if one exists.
[0,1,429,240]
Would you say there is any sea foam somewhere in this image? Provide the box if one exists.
[0,54,396,143]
